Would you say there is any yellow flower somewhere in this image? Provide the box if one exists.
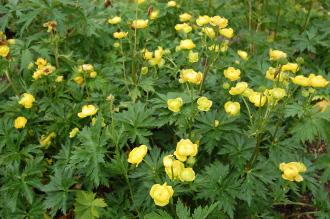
[281,63,299,73]
[269,49,287,61]
[113,42,120,48]
[196,15,210,26]
[269,88,286,100]
[179,39,196,50]
[69,128,80,138]
[14,116,27,129]
[210,16,228,28]
[237,50,248,61]
[40,132,56,148]
[265,67,283,81]
[167,1,177,7]
[224,67,241,81]
[229,82,248,95]
[150,183,174,207]
[89,71,97,78]
[82,64,94,72]
[165,159,184,179]
[279,162,307,182]
[214,119,220,128]
[219,28,234,39]
[77,105,98,118]
[143,49,153,60]
[163,155,174,168]
[314,99,330,112]
[113,31,128,39]
[127,145,148,166]
[291,75,310,87]
[55,76,64,82]
[308,74,329,88]
[108,16,121,25]
[73,76,84,85]
[132,19,149,29]
[224,101,240,116]
[19,93,36,109]
[167,97,183,112]
[202,27,216,38]
[248,92,267,107]
[175,23,192,33]
[0,45,10,57]
[179,69,203,85]
[197,96,212,111]
[188,51,199,63]
[149,10,159,20]
[174,139,198,162]
[35,58,47,67]
[179,13,192,22]
[179,168,196,182]
[222,82,230,89]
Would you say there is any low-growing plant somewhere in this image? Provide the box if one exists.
[0,0,330,218]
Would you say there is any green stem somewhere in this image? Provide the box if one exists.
[5,68,19,96]
[274,1,281,40]
[246,133,262,170]
[301,0,313,33]
[241,96,253,125]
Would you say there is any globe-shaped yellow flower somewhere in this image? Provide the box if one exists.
[279,162,307,182]
[179,69,203,85]
[175,23,192,33]
[229,82,248,95]
[269,49,287,61]
[248,92,267,107]
[224,101,240,116]
[0,45,10,57]
[188,51,199,63]
[149,183,174,207]
[108,16,121,25]
[132,19,148,29]
[174,139,198,162]
[196,15,210,26]
[127,145,148,166]
[179,13,192,22]
[202,27,216,38]
[219,28,234,39]
[224,67,241,81]
[179,39,196,50]
[19,93,36,109]
[291,75,310,87]
[308,74,329,88]
[77,105,98,118]
[167,97,183,112]
[237,50,248,61]
[197,97,212,111]
[179,168,196,182]
[69,127,80,138]
[14,116,27,129]
[113,31,128,39]
[210,16,228,28]
[167,1,177,7]
[281,63,299,73]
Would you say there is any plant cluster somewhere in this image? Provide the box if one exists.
[0,0,330,218]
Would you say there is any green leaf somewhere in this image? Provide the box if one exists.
[176,199,191,219]
[74,191,107,219]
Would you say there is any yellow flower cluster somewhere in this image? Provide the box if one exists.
[77,105,98,118]
[32,58,56,80]
[150,182,174,207]
[74,64,97,85]
[179,69,203,85]
[291,74,329,88]
[127,145,148,166]
[279,162,307,182]
[143,47,165,67]
[163,139,197,183]
[19,93,36,109]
